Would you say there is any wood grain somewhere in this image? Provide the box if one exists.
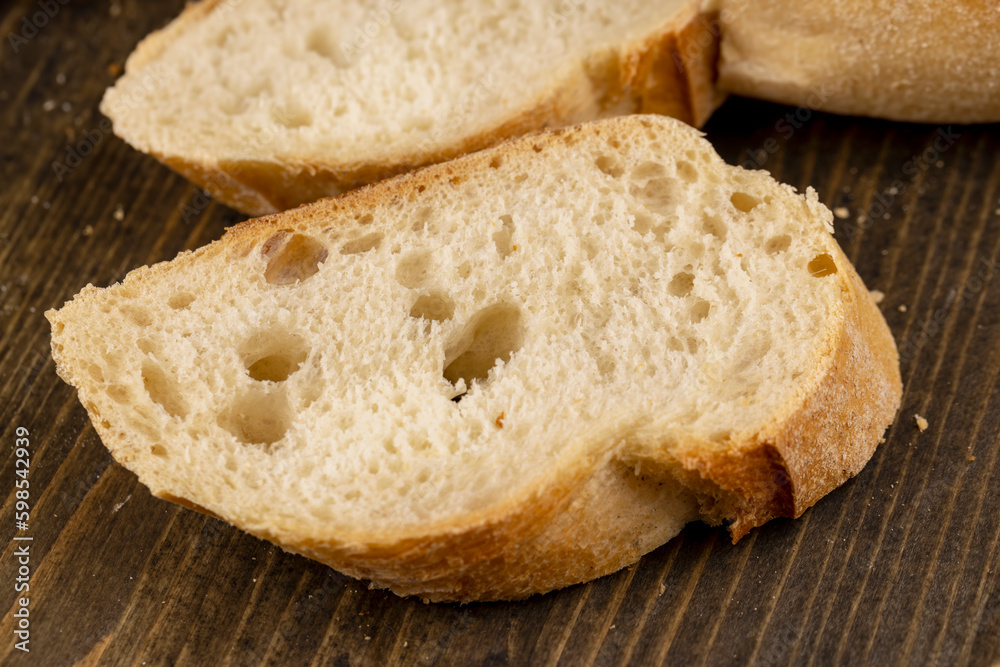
[0,2,998,665]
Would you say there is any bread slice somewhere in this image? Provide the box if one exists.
[100,0,721,216]
[47,115,900,602]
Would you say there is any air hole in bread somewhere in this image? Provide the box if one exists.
[731,191,760,212]
[668,272,695,297]
[142,361,187,418]
[220,389,291,447]
[246,352,306,383]
[631,161,668,181]
[595,155,624,178]
[264,233,329,285]
[493,215,516,259]
[271,102,313,129]
[121,305,152,327]
[631,174,679,216]
[808,254,838,278]
[702,215,727,240]
[409,291,455,323]
[168,292,196,310]
[766,234,792,254]
[356,213,375,225]
[457,261,472,280]
[241,332,308,382]
[340,232,383,256]
[676,160,698,184]
[395,250,434,288]
[690,299,711,323]
[633,211,654,237]
[107,385,130,404]
[306,25,351,68]
[87,364,104,383]
[489,156,503,169]
[443,304,525,393]
[150,444,168,457]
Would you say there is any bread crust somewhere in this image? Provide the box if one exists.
[713,0,1000,124]
[103,2,722,216]
[48,117,900,602]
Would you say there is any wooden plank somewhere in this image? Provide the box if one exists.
[0,3,998,665]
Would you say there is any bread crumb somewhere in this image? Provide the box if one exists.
[108,62,122,76]
[898,304,908,312]
[915,415,928,432]
[969,456,976,461]
[113,204,125,221]
[82,225,94,237]
[870,290,885,304]
[495,412,505,428]
[833,206,850,219]
[43,100,56,112]
[658,583,666,596]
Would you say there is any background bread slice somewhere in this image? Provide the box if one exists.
[47,115,901,601]
[101,0,720,216]
[712,0,1000,124]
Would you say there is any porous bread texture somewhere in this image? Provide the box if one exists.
[712,0,1000,124]
[47,116,901,601]
[101,0,720,215]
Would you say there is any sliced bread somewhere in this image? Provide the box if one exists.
[100,0,719,215]
[47,115,901,601]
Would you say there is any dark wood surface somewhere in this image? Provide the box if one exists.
[2,2,999,665]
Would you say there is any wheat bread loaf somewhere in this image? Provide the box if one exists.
[101,0,720,216]
[47,116,901,601]
[712,0,1000,125]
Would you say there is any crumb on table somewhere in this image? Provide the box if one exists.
[915,414,929,432]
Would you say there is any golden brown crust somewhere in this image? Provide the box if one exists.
[258,462,697,602]
[670,246,902,540]
[109,4,722,216]
[714,0,1000,124]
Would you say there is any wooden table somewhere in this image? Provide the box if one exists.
[1,2,999,665]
